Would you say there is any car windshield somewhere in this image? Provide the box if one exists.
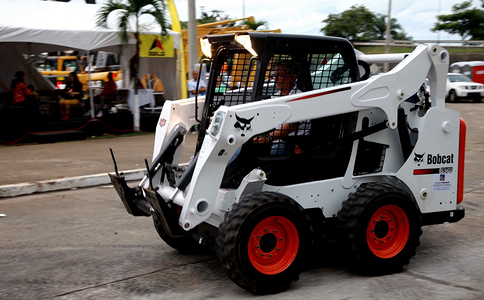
[448,74,472,82]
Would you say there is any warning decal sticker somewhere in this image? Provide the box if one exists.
[433,173,452,191]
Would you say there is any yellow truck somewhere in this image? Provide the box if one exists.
[40,53,122,92]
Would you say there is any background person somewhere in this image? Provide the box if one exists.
[10,71,39,121]
[187,70,206,98]
[10,71,30,107]
[58,72,82,121]
[93,72,117,117]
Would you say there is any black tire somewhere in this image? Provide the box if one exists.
[448,90,458,103]
[337,182,422,274]
[153,213,202,254]
[216,192,313,294]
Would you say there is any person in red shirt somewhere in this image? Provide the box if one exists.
[93,72,117,117]
[10,71,30,106]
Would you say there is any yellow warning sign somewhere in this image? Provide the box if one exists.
[139,34,174,58]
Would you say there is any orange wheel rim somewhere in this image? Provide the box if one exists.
[248,216,299,275]
[367,204,410,258]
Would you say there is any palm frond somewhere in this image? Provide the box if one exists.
[118,10,131,44]
[95,0,128,28]
[140,8,168,35]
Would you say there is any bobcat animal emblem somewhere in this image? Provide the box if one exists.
[414,152,425,163]
[234,114,254,137]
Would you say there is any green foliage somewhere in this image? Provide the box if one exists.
[96,0,168,84]
[243,20,268,30]
[180,10,236,29]
[198,11,219,25]
[372,14,411,40]
[432,0,484,40]
[321,5,376,41]
[322,5,411,41]
[392,30,412,41]
[96,0,168,44]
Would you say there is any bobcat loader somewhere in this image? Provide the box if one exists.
[109,33,466,294]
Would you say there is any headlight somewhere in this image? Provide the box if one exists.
[200,38,212,58]
[210,112,225,136]
[235,34,258,57]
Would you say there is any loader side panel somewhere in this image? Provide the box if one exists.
[396,107,461,214]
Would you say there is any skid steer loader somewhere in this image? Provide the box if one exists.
[109,33,466,294]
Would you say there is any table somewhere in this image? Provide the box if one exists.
[118,88,155,111]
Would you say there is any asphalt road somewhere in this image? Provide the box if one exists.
[1,103,484,300]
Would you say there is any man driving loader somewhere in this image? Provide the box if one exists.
[254,59,310,155]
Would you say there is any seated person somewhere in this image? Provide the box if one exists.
[187,70,206,98]
[58,72,83,121]
[93,72,117,117]
[230,59,310,162]
[10,71,40,119]
[10,71,30,108]
[254,60,309,155]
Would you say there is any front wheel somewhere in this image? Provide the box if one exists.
[216,192,313,294]
[153,213,202,254]
[447,90,458,103]
[338,182,422,274]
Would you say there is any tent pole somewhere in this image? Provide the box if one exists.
[88,50,95,119]
[120,45,125,88]
[175,49,180,99]
[27,42,31,84]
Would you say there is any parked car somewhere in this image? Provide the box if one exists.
[446,73,484,103]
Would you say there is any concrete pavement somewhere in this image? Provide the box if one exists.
[0,132,198,198]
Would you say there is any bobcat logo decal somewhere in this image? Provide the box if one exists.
[414,152,425,163]
[234,114,254,137]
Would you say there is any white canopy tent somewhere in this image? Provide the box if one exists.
[0,0,181,100]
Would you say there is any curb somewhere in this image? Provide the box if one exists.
[0,169,145,198]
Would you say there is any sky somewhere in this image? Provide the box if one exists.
[58,0,471,41]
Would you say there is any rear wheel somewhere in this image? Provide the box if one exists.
[216,192,313,294]
[338,182,422,274]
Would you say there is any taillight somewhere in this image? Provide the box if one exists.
[457,118,466,204]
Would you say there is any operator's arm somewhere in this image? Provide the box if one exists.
[255,123,298,143]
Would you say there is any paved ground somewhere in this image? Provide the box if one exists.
[0,103,483,299]
[0,132,198,186]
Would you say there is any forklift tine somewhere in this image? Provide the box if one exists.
[109,148,120,177]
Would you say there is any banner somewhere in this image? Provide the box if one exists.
[139,34,174,58]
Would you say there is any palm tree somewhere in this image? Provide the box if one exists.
[243,19,268,30]
[96,0,168,130]
[372,14,402,40]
